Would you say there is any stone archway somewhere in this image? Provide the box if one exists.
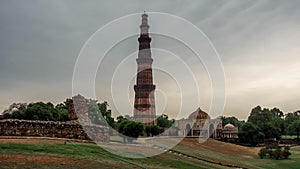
[209,123,215,138]
[185,124,192,137]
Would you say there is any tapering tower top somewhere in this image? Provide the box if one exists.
[140,12,149,35]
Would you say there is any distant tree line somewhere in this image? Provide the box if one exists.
[11,102,69,121]
[222,106,300,146]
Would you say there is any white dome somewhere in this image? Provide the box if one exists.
[224,123,235,129]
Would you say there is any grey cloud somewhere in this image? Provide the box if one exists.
[0,0,299,120]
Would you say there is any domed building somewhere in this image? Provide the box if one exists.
[173,108,238,141]
[222,123,238,141]
[174,108,223,139]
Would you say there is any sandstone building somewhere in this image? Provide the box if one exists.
[167,108,239,141]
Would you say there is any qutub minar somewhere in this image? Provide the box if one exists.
[133,13,156,126]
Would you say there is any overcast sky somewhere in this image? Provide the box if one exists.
[0,0,299,120]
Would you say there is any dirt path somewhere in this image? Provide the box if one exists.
[0,136,93,145]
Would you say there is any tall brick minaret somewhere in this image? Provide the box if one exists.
[133,13,156,126]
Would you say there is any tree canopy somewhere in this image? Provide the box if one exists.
[11,102,69,121]
[238,122,265,146]
[221,116,244,128]
[287,120,300,140]
[157,114,174,129]
[145,125,160,137]
[117,120,144,143]
[247,106,284,139]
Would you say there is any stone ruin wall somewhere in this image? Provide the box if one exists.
[0,119,109,142]
[0,95,110,142]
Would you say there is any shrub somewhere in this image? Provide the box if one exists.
[282,146,291,159]
[273,148,282,160]
[258,147,267,159]
[259,146,291,160]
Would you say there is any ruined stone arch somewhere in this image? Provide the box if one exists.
[209,123,215,138]
[185,123,192,136]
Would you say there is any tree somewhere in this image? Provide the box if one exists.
[271,108,284,118]
[247,106,284,139]
[98,102,115,128]
[150,125,160,136]
[118,120,144,143]
[157,114,174,129]
[87,99,105,125]
[145,125,151,136]
[270,116,285,136]
[11,102,68,121]
[238,122,264,146]
[55,103,69,121]
[116,115,127,123]
[287,120,300,140]
[87,99,115,128]
[221,116,244,128]
[145,125,160,137]
[248,106,273,130]
[263,121,281,139]
[285,111,300,134]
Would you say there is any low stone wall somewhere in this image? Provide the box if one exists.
[0,119,109,142]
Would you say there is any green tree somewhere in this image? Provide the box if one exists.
[271,108,284,118]
[11,102,67,121]
[145,125,160,137]
[248,106,273,130]
[263,121,281,139]
[87,100,115,128]
[55,103,69,121]
[87,99,104,125]
[247,106,284,139]
[151,125,160,136]
[118,120,144,143]
[157,114,174,129]
[145,125,151,136]
[221,116,244,128]
[238,122,264,146]
[98,102,115,128]
[116,115,127,123]
[285,111,300,134]
[287,120,300,140]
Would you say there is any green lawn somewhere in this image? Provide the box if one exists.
[146,138,300,169]
[0,139,300,169]
[0,142,205,169]
[281,135,299,139]
[254,146,300,169]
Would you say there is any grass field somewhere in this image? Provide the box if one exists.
[166,138,300,169]
[0,138,299,169]
[281,135,299,139]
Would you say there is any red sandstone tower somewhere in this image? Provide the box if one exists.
[133,13,156,126]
